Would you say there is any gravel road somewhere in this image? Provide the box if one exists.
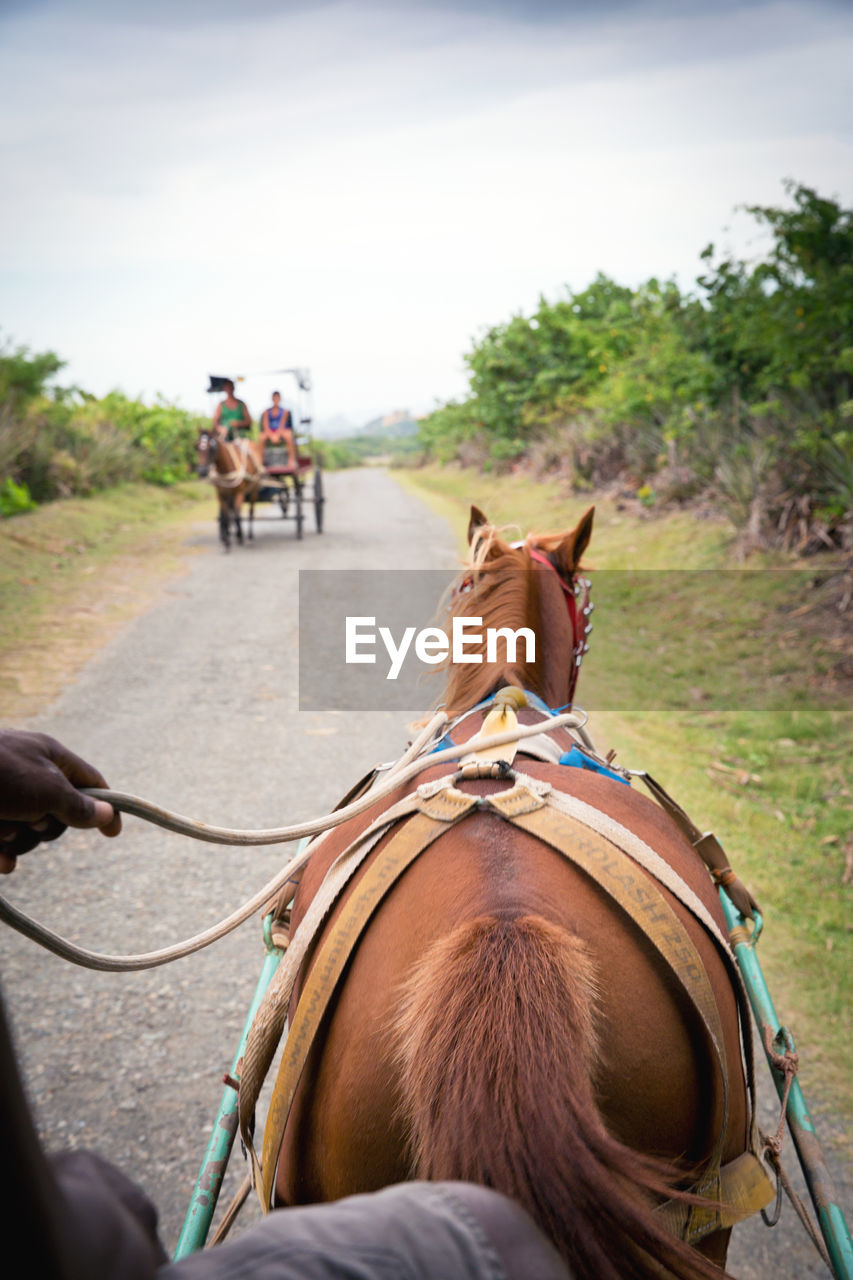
[2,468,848,1274]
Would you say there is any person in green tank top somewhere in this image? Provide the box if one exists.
[212,380,252,441]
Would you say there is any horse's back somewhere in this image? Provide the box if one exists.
[277,764,747,1211]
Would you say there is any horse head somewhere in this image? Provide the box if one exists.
[195,430,218,478]
[441,504,594,717]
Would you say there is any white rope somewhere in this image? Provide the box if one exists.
[209,439,264,492]
[83,714,582,844]
[210,467,246,492]
[0,711,586,971]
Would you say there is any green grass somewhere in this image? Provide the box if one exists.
[399,464,852,1123]
[396,464,734,565]
[0,480,210,720]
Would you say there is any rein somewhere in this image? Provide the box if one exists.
[0,710,586,971]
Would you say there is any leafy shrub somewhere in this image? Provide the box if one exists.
[0,477,36,517]
[417,182,853,549]
[0,349,207,509]
[319,440,361,469]
[0,334,64,405]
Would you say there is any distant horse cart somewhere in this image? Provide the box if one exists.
[198,368,325,549]
[256,444,324,540]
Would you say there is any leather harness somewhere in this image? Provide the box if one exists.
[238,745,775,1242]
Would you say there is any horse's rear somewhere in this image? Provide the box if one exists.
[276,762,748,1279]
[271,507,767,1278]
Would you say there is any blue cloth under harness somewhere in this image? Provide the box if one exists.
[556,744,628,784]
[431,690,629,785]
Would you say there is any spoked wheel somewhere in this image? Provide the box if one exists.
[294,477,304,539]
[313,465,324,533]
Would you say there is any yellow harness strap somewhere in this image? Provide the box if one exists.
[504,798,773,1241]
[257,800,479,1209]
[657,1150,778,1237]
[503,798,730,1240]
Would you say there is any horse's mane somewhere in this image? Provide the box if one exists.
[440,524,540,719]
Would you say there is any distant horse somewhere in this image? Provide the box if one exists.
[253,505,771,1279]
[196,430,264,550]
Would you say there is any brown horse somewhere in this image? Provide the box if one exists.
[196,430,264,550]
[264,506,769,1279]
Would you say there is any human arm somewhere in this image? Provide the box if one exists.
[0,730,121,873]
[166,1182,568,1279]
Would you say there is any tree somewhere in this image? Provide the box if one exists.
[0,336,65,407]
[698,182,853,411]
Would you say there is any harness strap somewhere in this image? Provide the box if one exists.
[486,786,771,1239]
[634,772,761,921]
[544,789,731,955]
[256,801,479,1209]
[504,799,732,1240]
[238,791,429,1179]
[542,776,765,1204]
[657,1150,777,1237]
[211,440,265,494]
[250,775,773,1236]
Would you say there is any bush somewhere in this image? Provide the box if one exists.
[0,347,207,509]
[319,440,361,469]
[417,182,853,550]
[0,477,36,517]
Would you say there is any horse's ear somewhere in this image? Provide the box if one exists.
[553,506,594,576]
[468,505,489,545]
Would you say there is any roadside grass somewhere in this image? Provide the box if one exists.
[397,463,734,565]
[0,481,211,721]
[398,465,852,1124]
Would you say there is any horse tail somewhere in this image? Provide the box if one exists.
[391,914,728,1280]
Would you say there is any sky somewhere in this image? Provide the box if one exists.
[1,0,852,431]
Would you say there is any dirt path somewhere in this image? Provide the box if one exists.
[1,469,847,1273]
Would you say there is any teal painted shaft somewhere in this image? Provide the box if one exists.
[173,914,284,1259]
[720,890,853,1280]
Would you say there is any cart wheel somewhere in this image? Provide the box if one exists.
[313,465,324,533]
[294,478,304,539]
